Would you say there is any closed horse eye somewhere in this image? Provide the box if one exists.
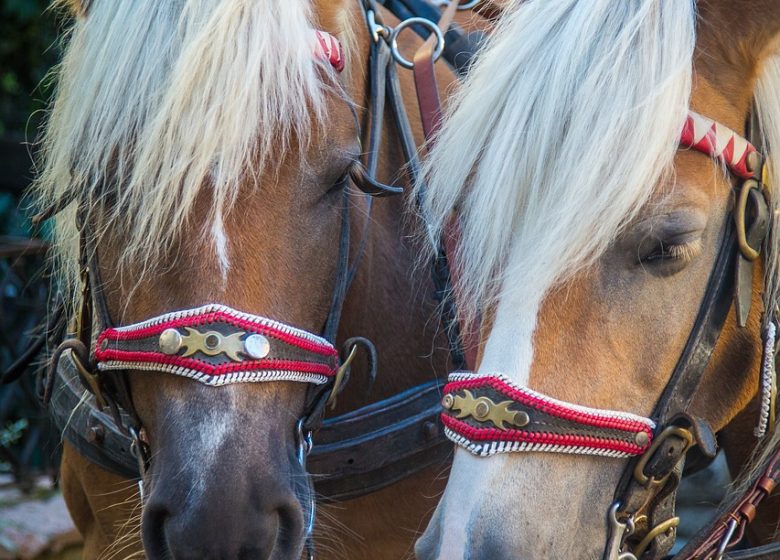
[640,239,702,265]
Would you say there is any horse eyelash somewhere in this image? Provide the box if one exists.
[649,239,703,263]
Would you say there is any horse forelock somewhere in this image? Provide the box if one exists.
[35,0,345,295]
[416,0,697,356]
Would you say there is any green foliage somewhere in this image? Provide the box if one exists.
[0,0,63,138]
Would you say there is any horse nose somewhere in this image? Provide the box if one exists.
[142,483,306,560]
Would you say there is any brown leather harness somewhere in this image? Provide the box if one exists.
[7,1,780,559]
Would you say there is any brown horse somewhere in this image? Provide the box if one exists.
[37,1,462,558]
[415,0,780,558]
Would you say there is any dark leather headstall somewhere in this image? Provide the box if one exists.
[604,122,777,560]
[0,0,482,519]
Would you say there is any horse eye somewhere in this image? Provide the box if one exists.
[326,167,353,194]
[640,240,701,265]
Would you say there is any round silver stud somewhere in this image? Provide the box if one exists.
[159,328,183,355]
[244,334,271,359]
[442,394,454,410]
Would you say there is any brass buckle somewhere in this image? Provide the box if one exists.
[734,163,772,262]
[633,426,694,487]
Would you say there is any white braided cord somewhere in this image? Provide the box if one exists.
[756,321,777,438]
[98,360,329,386]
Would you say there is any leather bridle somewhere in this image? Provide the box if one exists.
[2,3,475,560]
[11,1,780,558]
[435,89,780,560]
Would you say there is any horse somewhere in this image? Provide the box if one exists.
[413,0,780,558]
[34,1,464,558]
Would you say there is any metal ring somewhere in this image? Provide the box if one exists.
[431,0,482,9]
[390,18,446,69]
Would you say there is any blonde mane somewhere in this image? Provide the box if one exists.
[35,0,333,293]
[416,0,696,323]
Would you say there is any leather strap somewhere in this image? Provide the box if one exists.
[50,351,450,501]
[676,447,780,560]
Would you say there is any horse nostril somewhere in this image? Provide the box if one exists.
[141,499,171,559]
[272,498,305,557]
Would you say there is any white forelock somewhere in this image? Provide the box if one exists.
[35,0,332,295]
[416,0,695,386]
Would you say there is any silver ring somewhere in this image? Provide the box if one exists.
[390,17,446,69]
[431,0,481,9]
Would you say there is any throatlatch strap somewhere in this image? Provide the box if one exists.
[95,304,339,386]
[442,372,655,458]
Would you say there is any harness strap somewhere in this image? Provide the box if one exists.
[676,447,780,560]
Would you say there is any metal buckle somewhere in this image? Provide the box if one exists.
[129,426,150,502]
[389,17,446,69]
[633,426,694,487]
[632,516,679,559]
[366,9,389,43]
[431,0,481,9]
[735,179,763,261]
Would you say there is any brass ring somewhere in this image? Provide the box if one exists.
[734,179,761,261]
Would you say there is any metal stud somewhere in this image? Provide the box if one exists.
[512,411,530,428]
[635,431,650,447]
[244,334,271,359]
[474,400,490,421]
[442,394,454,410]
[204,333,221,350]
[159,328,183,355]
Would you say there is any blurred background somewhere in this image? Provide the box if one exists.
[0,1,80,558]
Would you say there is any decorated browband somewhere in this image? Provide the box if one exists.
[441,372,656,458]
[95,304,339,386]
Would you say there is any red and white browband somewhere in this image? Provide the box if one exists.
[441,373,656,458]
[314,30,345,73]
[95,304,339,386]
[681,111,757,179]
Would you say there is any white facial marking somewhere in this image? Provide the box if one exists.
[212,213,230,282]
[478,292,541,385]
[185,388,238,497]
[437,451,502,559]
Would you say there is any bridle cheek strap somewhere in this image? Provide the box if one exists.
[442,372,655,458]
[95,304,339,386]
